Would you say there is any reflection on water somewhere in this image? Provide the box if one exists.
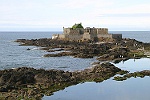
[1,32,150,99]
[43,58,150,100]
[113,58,150,72]
[43,77,150,100]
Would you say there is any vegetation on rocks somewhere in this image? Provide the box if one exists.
[113,70,150,81]
[15,38,150,61]
[72,23,84,29]
[0,63,123,99]
[10,37,150,99]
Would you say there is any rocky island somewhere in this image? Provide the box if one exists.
[0,24,150,99]
[15,23,150,61]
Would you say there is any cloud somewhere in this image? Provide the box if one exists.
[56,0,114,9]
[99,13,150,17]
[86,3,150,30]
[97,4,150,16]
[0,0,150,31]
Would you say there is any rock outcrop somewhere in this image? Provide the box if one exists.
[114,70,150,81]
[0,63,121,99]
[12,37,150,100]
[15,38,149,62]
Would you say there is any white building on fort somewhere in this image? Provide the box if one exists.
[52,23,122,41]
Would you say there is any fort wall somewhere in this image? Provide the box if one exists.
[82,32,91,40]
[64,28,84,35]
[97,28,108,34]
[97,34,112,38]
[52,25,122,41]
[52,34,65,39]
[112,34,122,40]
[65,34,83,41]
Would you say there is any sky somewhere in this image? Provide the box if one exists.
[0,0,150,31]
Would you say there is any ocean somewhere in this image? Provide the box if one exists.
[110,31,150,43]
[0,31,150,71]
[0,31,150,100]
[0,31,96,71]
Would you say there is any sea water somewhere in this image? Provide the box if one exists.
[0,31,96,71]
[44,76,150,100]
[0,31,150,99]
[43,58,150,100]
[0,31,150,71]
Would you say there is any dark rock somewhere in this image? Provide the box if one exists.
[117,70,129,75]
[113,76,127,81]
[27,48,30,50]
[0,87,8,92]
[12,36,150,99]
[0,63,122,99]
[91,62,100,65]
[113,70,150,81]
[44,52,73,57]
[15,38,150,60]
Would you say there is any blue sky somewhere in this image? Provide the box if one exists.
[0,0,150,31]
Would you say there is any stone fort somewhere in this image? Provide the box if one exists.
[52,23,122,41]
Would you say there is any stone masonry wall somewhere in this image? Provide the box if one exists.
[52,27,122,41]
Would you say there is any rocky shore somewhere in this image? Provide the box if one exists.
[0,38,149,99]
[114,70,150,81]
[1,63,150,99]
[15,38,150,62]
[0,63,122,100]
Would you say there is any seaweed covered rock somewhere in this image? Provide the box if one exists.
[15,38,150,59]
[0,67,35,91]
[0,63,122,99]
[113,70,150,81]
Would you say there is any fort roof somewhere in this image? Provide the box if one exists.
[52,23,122,41]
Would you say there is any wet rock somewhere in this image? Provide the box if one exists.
[27,48,30,50]
[0,87,8,92]
[5,96,16,100]
[117,70,129,75]
[16,38,150,61]
[0,63,122,99]
[74,54,94,58]
[44,52,73,57]
[97,54,111,61]
[113,70,150,81]
[91,62,100,65]
[15,39,111,58]
[15,38,150,60]
[47,48,64,52]
[113,76,127,81]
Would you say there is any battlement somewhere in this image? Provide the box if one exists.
[63,28,84,35]
[52,23,122,41]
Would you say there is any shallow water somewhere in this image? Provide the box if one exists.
[0,32,96,71]
[43,77,150,100]
[0,31,150,99]
[42,58,150,100]
[113,58,150,72]
[0,31,150,71]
